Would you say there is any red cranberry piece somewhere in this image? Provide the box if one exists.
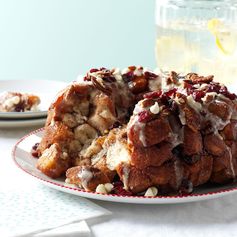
[160,88,177,104]
[165,88,177,97]
[31,143,39,158]
[83,76,90,81]
[192,90,205,102]
[138,110,151,123]
[113,181,123,187]
[219,86,237,100]
[99,67,107,71]
[14,102,25,112]
[183,81,193,95]
[122,71,134,83]
[89,68,99,73]
[112,182,133,196]
[207,83,221,93]
[144,71,158,79]
[143,91,162,99]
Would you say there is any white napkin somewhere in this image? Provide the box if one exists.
[34,221,90,237]
[0,184,111,237]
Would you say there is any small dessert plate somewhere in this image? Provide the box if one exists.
[13,128,237,204]
[0,80,67,119]
[0,117,46,128]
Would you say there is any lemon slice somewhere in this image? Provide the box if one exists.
[208,18,236,55]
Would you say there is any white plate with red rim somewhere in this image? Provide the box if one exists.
[0,80,67,119]
[13,128,237,204]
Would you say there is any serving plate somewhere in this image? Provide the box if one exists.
[0,80,67,119]
[12,128,237,204]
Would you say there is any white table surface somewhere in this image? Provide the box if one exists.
[1,125,237,237]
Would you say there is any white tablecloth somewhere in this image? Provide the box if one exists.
[1,125,237,237]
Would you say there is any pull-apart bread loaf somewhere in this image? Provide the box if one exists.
[36,66,237,196]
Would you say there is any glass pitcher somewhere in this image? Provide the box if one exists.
[155,0,237,86]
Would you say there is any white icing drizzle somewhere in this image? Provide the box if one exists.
[205,111,230,131]
[137,122,147,147]
[122,166,130,190]
[226,146,236,179]
[78,168,93,189]
[168,132,182,148]
[178,110,186,125]
[186,95,202,112]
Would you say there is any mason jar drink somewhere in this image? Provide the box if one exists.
[155,0,237,86]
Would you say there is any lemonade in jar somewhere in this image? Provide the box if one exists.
[155,0,237,86]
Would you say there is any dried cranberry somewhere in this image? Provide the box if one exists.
[89,68,99,73]
[14,102,25,112]
[192,90,205,102]
[122,71,134,83]
[219,86,237,100]
[31,143,39,158]
[207,83,221,93]
[143,91,162,99]
[165,88,177,97]
[112,181,133,196]
[83,75,91,81]
[138,110,151,123]
[160,88,177,105]
[183,81,193,95]
[144,71,158,79]
[99,67,106,71]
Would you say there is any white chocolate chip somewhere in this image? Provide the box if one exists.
[95,184,107,194]
[144,187,158,197]
[95,183,114,194]
[65,178,78,188]
[150,102,160,114]
[104,183,114,193]
[4,96,20,108]
[11,96,20,104]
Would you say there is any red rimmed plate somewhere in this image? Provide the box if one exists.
[12,128,237,204]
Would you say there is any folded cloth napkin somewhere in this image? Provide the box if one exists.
[34,221,90,237]
[0,183,111,237]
